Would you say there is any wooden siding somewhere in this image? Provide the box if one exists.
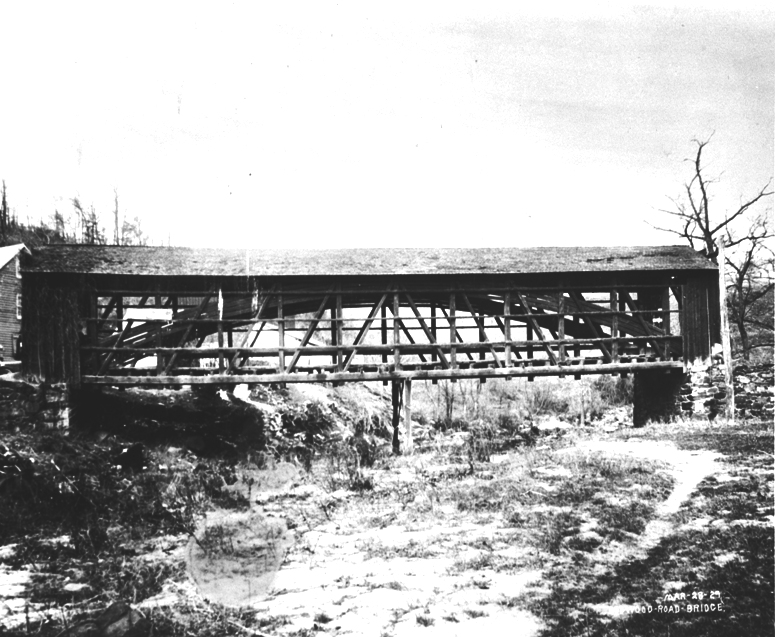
[0,256,22,361]
[21,273,82,384]
[680,272,716,364]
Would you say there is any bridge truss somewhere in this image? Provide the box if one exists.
[80,277,685,386]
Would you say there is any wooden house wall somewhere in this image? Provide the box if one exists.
[0,256,22,360]
[21,273,83,385]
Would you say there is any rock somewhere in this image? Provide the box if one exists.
[96,602,151,637]
[565,530,604,552]
[60,602,150,637]
[64,621,100,637]
[63,582,93,597]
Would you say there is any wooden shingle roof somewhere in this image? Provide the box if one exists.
[23,245,716,277]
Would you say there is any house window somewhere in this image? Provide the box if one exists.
[15,257,21,279]
[16,293,22,320]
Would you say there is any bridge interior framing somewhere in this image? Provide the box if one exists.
[78,277,685,386]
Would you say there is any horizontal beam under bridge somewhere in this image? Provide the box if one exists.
[82,360,685,386]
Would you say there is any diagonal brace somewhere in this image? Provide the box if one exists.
[515,292,558,365]
[284,293,332,374]
[342,293,389,372]
[404,292,450,369]
[459,292,503,367]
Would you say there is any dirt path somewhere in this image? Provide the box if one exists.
[567,439,722,552]
[177,437,725,636]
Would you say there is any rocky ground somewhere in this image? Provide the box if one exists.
[0,383,772,637]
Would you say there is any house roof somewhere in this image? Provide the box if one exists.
[0,243,28,272]
[22,244,716,278]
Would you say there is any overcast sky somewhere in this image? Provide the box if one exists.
[0,2,772,249]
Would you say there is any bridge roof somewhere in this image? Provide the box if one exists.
[23,244,715,277]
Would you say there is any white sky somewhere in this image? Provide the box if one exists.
[0,1,772,249]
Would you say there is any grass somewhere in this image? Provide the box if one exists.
[1,382,771,637]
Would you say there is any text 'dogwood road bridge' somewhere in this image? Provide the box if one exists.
[21,246,720,387]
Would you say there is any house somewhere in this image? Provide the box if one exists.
[0,243,28,365]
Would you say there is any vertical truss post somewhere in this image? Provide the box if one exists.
[277,286,285,372]
[335,289,343,372]
[116,296,124,334]
[393,291,401,371]
[155,291,164,375]
[381,303,388,385]
[662,286,672,358]
[504,291,511,369]
[330,302,337,367]
[477,305,485,363]
[88,291,98,374]
[217,287,224,374]
[610,289,619,366]
[449,292,456,371]
[431,303,437,364]
[558,291,566,367]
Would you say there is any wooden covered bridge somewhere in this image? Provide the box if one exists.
[20,245,719,430]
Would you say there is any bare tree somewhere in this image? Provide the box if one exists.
[1,180,8,244]
[725,213,774,358]
[654,137,774,360]
[113,188,120,245]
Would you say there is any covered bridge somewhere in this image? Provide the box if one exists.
[20,245,721,427]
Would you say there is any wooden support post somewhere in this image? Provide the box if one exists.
[431,303,437,364]
[330,306,337,366]
[336,291,343,372]
[404,379,413,454]
[661,286,671,359]
[504,291,511,369]
[88,292,98,374]
[381,303,388,386]
[449,292,456,371]
[478,307,485,363]
[558,292,565,366]
[610,289,619,364]
[217,287,224,374]
[117,296,124,332]
[391,380,402,455]
[277,287,285,373]
[155,292,164,375]
[393,292,401,371]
